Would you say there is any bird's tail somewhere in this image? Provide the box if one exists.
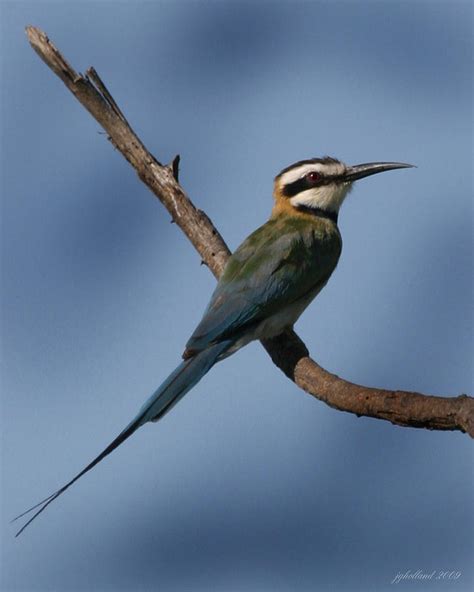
[12,340,232,537]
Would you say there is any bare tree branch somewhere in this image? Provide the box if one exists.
[25,26,474,437]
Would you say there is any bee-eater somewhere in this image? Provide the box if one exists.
[14,156,413,536]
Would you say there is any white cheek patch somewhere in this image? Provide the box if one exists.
[290,183,353,212]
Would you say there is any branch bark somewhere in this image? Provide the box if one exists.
[25,26,474,437]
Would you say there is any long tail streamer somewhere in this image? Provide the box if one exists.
[12,340,232,536]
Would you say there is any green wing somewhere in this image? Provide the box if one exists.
[185,215,341,354]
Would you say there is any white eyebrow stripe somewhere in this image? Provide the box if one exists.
[280,164,325,185]
[280,162,346,185]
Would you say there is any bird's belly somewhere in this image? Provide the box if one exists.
[226,283,326,356]
[253,300,308,340]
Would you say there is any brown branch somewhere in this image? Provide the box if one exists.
[25,26,474,437]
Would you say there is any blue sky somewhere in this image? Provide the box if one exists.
[1,1,473,591]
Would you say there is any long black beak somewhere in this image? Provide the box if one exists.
[345,161,415,182]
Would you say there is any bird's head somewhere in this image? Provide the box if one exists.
[273,156,414,221]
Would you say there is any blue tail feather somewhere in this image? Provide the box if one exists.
[139,340,232,423]
[12,340,232,536]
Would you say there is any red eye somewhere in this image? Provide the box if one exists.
[307,171,321,182]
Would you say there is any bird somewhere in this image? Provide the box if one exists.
[13,156,413,536]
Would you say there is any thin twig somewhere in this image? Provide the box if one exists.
[25,26,474,436]
[86,67,130,125]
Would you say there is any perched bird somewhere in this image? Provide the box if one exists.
[13,156,413,536]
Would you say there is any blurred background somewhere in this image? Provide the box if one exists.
[1,1,472,591]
